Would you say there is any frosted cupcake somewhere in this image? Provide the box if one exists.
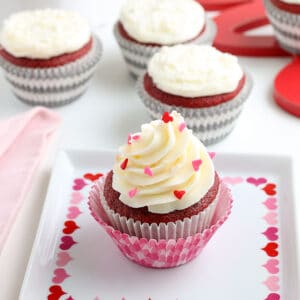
[114,0,216,78]
[138,45,252,145]
[264,0,300,54]
[89,111,233,268]
[0,9,102,106]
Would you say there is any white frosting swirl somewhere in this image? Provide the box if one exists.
[280,0,300,4]
[120,0,205,45]
[0,9,91,59]
[112,111,215,214]
[148,45,243,97]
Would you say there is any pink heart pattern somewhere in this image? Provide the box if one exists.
[265,293,280,300]
[72,178,87,191]
[59,236,77,251]
[263,276,280,292]
[209,152,216,159]
[70,191,84,205]
[262,227,279,241]
[263,198,277,210]
[222,176,243,185]
[246,177,267,186]
[263,212,278,226]
[263,259,279,274]
[67,206,82,219]
[56,251,73,267]
[52,268,70,284]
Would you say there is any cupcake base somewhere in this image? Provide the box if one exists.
[113,18,217,79]
[0,35,102,107]
[264,0,300,54]
[88,178,233,268]
[137,72,253,145]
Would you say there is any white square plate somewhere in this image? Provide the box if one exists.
[20,149,299,300]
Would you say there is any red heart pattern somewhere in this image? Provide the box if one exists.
[59,236,77,251]
[48,285,66,300]
[262,242,279,257]
[173,190,185,200]
[84,173,103,182]
[263,184,277,196]
[162,112,173,123]
[63,220,80,234]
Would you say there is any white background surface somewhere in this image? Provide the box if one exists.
[0,1,299,299]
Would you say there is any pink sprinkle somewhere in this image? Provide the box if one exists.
[192,159,202,171]
[127,134,132,145]
[209,152,216,159]
[132,134,140,141]
[144,166,153,176]
[128,188,138,198]
[178,122,186,132]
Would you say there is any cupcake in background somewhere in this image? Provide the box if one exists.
[0,9,102,106]
[89,111,233,268]
[264,0,300,54]
[114,0,216,78]
[138,45,252,145]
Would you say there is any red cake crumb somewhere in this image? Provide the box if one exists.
[117,22,206,47]
[144,72,246,108]
[271,0,300,13]
[103,170,220,224]
[0,37,93,68]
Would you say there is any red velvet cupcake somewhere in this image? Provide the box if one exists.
[264,0,300,54]
[113,0,216,78]
[0,9,102,106]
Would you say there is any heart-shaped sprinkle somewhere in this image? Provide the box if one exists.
[262,242,279,257]
[174,190,185,200]
[178,122,186,132]
[63,220,80,234]
[162,112,173,123]
[263,183,277,196]
[209,152,216,159]
[120,158,128,170]
[144,166,153,176]
[132,134,140,141]
[128,188,138,198]
[48,285,66,300]
[52,268,70,284]
[192,159,202,171]
[84,173,103,182]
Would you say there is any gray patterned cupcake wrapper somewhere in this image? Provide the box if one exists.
[114,18,217,78]
[264,0,300,54]
[137,72,253,145]
[0,35,102,106]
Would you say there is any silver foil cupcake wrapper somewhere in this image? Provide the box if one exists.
[97,175,220,240]
[113,18,217,78]
[137,72,253,145]
[0,35,102,106]
[264,0,300,54]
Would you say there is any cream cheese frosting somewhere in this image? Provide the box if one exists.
[280,0,300,4]
[112,111,215,214]
[0,9,91,59]
[148,45,243,97]
[119,0,205,45]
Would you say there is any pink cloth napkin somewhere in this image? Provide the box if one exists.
[0,107,61,253]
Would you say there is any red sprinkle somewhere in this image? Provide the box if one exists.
[162,112,173,123]
[120,158,128,170]
[173,190,186,200]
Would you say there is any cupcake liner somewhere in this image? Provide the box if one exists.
[137,72,253,145]
[96,175,219,240]
[113,18,217,79]
[88,178,233,268]
[264,0,300,54]
[0,35,102,106]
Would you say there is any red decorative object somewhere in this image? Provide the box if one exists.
[274,58,300,117]
[198,0,250,11]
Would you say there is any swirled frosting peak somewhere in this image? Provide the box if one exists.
[112,111,215,214]
[0,9,91,59]
[119,0,205,45]
[148,44,243,97]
